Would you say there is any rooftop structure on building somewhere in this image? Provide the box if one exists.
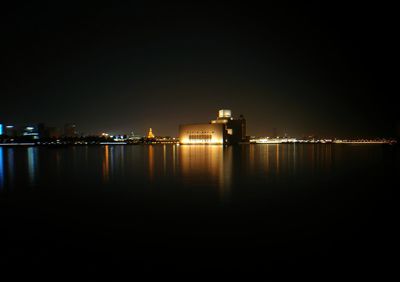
[179,109,247,145]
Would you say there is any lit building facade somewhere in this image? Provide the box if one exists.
[179,123,226,145]
[179,109,247,145]
[23,126,39,140]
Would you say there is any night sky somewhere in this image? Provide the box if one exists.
[1,2,397,138]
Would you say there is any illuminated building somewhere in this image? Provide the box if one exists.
[23,126,39,140]
[0,124,3,135]
[147,128,155,139]
[179,109,247,145]
[129,132,142,141]
[113,135,127,142]
[3,125,17,137]
[179,123,225,145]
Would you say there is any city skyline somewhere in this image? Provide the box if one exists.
[1,3,398,277]
[1,3,397,138]
[1,117,398,141]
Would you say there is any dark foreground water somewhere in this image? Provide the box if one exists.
[0,144,398,278]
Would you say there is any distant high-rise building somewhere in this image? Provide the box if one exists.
[4,125,17,137]
[23,125,39,140]
[64,123,77,137]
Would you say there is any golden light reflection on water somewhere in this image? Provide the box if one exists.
[242,144,334,179]
[249,144,255,172]
[293,143,296,174]
[172,145,176,176]
[276,144,280,175]
[0,143,359,196]
[163,145,167,176]
[179,145,232,201]
[148,145,154,182]
[102,145,109,182]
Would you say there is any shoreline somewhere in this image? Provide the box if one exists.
[0,142,397,147]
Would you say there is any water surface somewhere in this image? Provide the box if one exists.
[0,144,397,277]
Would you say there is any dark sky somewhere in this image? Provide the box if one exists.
[1,2,397,138]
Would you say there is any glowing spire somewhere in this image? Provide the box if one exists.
[147,128,155,139]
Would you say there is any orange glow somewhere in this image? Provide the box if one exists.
[179,145,232,202]
[148,145,154,182]
[102,145,109,182]
[147,128,155,139]
[276,144,280,175]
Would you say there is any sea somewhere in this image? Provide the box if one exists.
[0,144,398,278]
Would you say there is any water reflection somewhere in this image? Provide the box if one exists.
[0,148,15,191]
[148,145,154,182]
[179,145,232,201]
[102,146,131,184]
[249,144,255,172]
[220,146,232,201]
[110,146,115,178]
[163,145,167,176]
[247,144,285,176]
[276,145,280,175]
[7,148,15,188]
[293,143,296,174]
[0,148,4,190]
[27,147,38,186]
[118,145,125,177]
[102,145,110,182]
[1,144,341,197]
[264,144,270,174]
[55,150,61,177]
[172,145,177,176]
[240,144,335,181]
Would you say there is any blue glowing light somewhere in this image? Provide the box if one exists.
[27,147,37,185]
[0,124,3,135]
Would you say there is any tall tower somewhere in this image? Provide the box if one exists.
[147,128,155,139]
